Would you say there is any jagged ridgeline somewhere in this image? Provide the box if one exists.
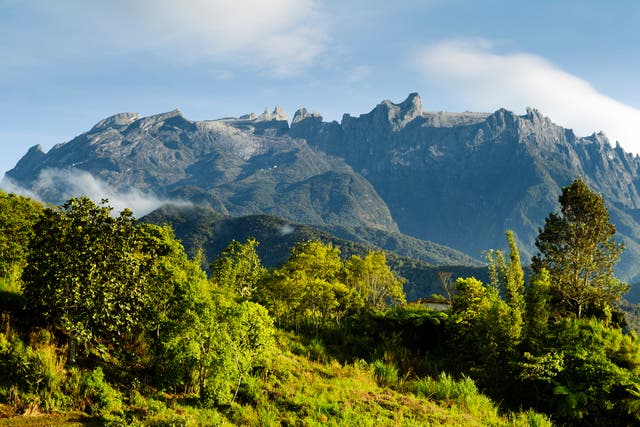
[7,93,640,292]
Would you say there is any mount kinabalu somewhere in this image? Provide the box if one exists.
[5,108,398,233]
[6,93,640,285]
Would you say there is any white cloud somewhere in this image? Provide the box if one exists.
[0,177,40,201]
[12,0,329,77]
[414,39,640,152]
[279,224,295,236]
[1,168,191,217]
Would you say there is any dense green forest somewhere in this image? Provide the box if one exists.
[1,179,639,425]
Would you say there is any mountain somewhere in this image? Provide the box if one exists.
[5,109,398,233]
[7,93,640,287]
[290,94,640,284]
[140,204,485,301]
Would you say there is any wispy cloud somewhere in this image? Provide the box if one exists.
[6,0,330,77]
[414,39,640,152]
[1,168,190,217]
[279,224,295,236]
[347,65,373,82]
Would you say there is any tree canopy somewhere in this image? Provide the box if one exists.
[0,191,43,284]
[22,197,150,352]
[210,238,266,299]
[532,178,627,319]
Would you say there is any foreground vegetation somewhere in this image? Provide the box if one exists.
[0,179,638,425]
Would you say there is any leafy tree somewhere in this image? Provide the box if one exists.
[255,241,361,329]
[218,301,275,404]
[0,191,43,285]
[532,178,627,319]
[449,266,526,395]
[138,223,220,390]
[255,269,305,328]
[524,268,552,353]
[486,230,526,340]
[211,238,266,299]
[152,271,215,395]
[344,251,406,310]
[22,198,150,358]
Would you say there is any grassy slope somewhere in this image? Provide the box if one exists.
[0,329,549,427]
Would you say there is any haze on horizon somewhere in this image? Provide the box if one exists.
[2,0,640,176]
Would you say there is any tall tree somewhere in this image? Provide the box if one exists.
[211,238,266,299]
[344,251,406,310]
[436,271,455,304]
[532,178,627,319]
[22,197,149,356]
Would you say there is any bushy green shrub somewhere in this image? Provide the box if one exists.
[0,331,68,411]
[413,372,478,402]
[307,337,328,363]
[372,360,398,387]
[79,367,124,419]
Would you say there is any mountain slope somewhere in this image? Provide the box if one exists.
[290,94,640,282]
[5,110,398,233]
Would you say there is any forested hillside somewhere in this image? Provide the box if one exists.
[1,179,640,425]
[140,205,484,301]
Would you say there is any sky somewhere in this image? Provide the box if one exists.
[2,0,640,177]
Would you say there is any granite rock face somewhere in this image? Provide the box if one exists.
[290,94,640,282]
[5,109,399,233]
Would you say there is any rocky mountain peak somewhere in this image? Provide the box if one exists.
[399,92,423,115]
[525,107,544,122]
[4,144,46,182]
[373,93,424,130]
[292,108,323,125]
[273,106,288,121]
[587,131,610,145]
[150,109,184,121]
[239,113,257,120]
[256,106,288,122]
[90,112,140,132]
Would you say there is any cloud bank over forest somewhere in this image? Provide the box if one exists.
[1,168,189,217]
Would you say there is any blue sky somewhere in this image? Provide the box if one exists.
[2,0,640,177]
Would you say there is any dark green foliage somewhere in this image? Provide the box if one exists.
[542,319,640,425]
[318,305,449,374]
[22,197,150,354]
[533,178,628,319]
[0,191,43,282]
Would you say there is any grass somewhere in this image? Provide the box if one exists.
[222,332,552,426]
[0,331,551,426]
